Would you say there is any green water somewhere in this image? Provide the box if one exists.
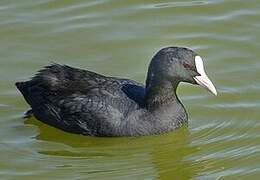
[1,0,260,179]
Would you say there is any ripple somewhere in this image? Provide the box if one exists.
[1,0,260,179]
[208,102,260,109]
[0,103,9,107]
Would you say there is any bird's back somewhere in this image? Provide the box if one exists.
[16,64,145,136]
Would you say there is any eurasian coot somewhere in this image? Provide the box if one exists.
[16,47,217,136]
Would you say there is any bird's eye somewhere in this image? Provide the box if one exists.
[183,62,191,69]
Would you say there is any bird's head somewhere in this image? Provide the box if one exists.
[147,47,217,95]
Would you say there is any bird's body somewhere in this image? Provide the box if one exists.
[16,47,217,136]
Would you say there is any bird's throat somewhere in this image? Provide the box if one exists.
[145,80,180,110]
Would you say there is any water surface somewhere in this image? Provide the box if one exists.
[1,0,260,179]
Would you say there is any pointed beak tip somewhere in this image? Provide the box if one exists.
[208,82,217,96]
[212,89,218,96]
[193,76,218,96]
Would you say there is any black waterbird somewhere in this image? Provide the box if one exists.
[16,47,217,136]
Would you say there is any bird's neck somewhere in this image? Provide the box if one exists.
[143,77,188,133]
[145,78,180,110]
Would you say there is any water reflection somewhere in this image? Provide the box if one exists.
[25,116,201,179]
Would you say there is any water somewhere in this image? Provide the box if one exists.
[1,0,260,179]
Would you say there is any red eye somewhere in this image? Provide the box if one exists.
[183,62,191,69]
